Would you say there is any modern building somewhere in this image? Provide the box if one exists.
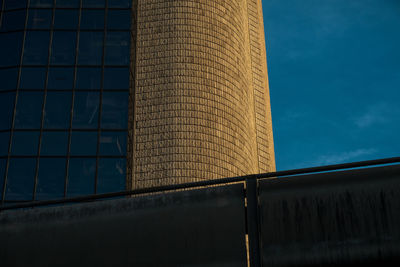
[0,0,274,204]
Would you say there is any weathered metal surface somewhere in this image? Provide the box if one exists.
[0,184,247,267]
[259,165,400,266]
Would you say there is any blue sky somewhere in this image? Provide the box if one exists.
[262,0,400,170]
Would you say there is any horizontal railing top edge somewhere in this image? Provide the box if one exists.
[1,156,400,211]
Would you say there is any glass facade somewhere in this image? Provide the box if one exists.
[0,0,132,203]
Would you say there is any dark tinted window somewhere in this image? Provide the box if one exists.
[67,158,96,197]
[70,131,97,156]
[43,91,72,129]
[101,92,128,129]
[19,67,46,89]
[78,32,103,65]
[82,0,105,8]
[36,158,65,200]
[27,9,52,29]
[0,92,15,130]
[0,131,10,156]
[40,131,69,156]
[80,10,104,30]
[105,31,130,65]
[23,31,50,65]
[4,0,27,10]
[97,158,125,193]
[103,67,129,89]
[107,10,131,30]
[5,158,36,201]
[47,67,74,90]
[0,32,24,67]
[76,67,101,90]
[51,31,76,65]
[14,91,43,129]
[56,0,80,8]
[99,131,126,156]
[0,68,18,90]
[72,92,100,129]
[11,131,40,156]
[0,10,26,32]
[0,159,5,200]
[54,9,79,30]
[29,0,53,8]
[108,0,132,8]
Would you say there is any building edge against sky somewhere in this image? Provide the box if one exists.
[128,0,275,189]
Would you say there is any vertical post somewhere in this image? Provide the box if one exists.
[246,178,262,267]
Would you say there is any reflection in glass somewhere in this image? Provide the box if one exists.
[44,91,72,129]
[41,131,69,156]
[108,0,132,8]
[70,131,98,156]
[82,0,105,8]
[4,0,27,10]
[0,159,5,200]
[51,31,76,65]
[14,92,43,129]
[101,92,128,129]
[0,92,15,130]
[54,9,79,30]
[98,158,125,193]
[56,0,80,8]
[0,68,18,90]
[78,32,103,65]
[103,67,129,89]
[0,10,26,32]
[27,9,52,29]
[36,158,65,200]
[107,10,131,30]
[80,10,105,30]
[47,67,74,90]
[11,131,40,156]
[0,32,24,67]
[105,32,130,65]
[76,67,101,90]
[23,31,50,65]
[100,131,127,156]
[72,92,100,129]
[67,158,96,197]
[0,131,10,156]
[5,158,36,201]
[19,67,46,89]
[29,0,53,8]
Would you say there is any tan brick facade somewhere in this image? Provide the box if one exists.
[128,0,275,189]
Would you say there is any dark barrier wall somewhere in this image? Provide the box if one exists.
[259,165,400,267]
[0,184,247,267]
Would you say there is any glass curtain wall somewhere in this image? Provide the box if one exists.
[0,0,132,203]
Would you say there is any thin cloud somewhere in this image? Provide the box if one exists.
[312,148,377,166]
[354,103,392,128]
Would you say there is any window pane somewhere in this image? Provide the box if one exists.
[51,31,76,65]
[0,10,26,32]
[0,158,6,200]
[0,92,15,130]
[27,9,52,29]
[108,0,131,8]
[41,131,68,156]
[43,91,72,129]
[105,32,130,65]
[82,0,105,8]
[36,158,65,200]
[56,0,80,8]
[101,92,128,129]
[107,10,131,30]
[99,131,126,156]
[78,32,103,65]
[80,10,104,30]
[14,92,43,129]
[70,131,97,156]
[4,0,27,10]
[67,158,96,197]
[0,131,10,156]
[0,68,18,91]
[103,67,129,89]
[54,9,79,30]
[19,67,46,89]
[47,67,74,90]
[29,0,53,8]
[0,32,24,67]
[76,67,101,90]
[5,158,36,201]
[97,158,125,193]
[23,31,50,65]
[72,92,100,129]
[11,131,40,156]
